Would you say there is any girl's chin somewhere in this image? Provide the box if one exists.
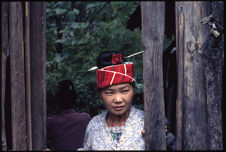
[110,108,128,116]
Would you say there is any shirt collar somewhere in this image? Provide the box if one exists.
[99,106,135,150]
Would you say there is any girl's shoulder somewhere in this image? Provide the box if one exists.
[131,106,144,118]
[87,110,107,128]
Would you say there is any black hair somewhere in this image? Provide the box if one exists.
[57,80,77,111]
[96,51,126,69]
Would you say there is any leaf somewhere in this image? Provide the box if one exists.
[86,2,106,10]
[55,8,67,15]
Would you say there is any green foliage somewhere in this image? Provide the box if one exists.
[46,2,174,116]
[46,2,142,116]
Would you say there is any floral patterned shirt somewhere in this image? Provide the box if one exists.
[79,106,145,150]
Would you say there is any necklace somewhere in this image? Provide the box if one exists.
[108,126,125,142]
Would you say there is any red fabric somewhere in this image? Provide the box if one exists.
[96,63,135,88]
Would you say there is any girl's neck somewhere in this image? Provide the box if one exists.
[106,108,130,127]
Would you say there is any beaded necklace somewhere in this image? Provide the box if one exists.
[108,126,125,142]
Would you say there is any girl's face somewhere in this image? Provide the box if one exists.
[100,83,134,116]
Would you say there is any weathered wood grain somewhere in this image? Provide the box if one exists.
[9,2,27,150]
[175,1,223,150]
[30,2,47,150]
[1,2,9,151]
[203,1,224,150]
[24,2,33,150]
[175,2,184,150]
[141,1,166,150]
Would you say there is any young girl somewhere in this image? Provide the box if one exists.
[80,51,175,150]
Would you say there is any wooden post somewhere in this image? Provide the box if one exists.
[24,2,33,150]
[203,1,224,150]
[9,2,27,150]
[175,1,220,150]
[175,2,184,150]
[30,2,47,150]
[141,2,166,150]
[1,2,9,151]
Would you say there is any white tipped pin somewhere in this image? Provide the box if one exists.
[125,51,144,58]
[87,66,98,71]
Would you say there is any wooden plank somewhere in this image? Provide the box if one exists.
[141,2,166,150]
[9,2,27,150]
[175,2,184,150]
[24,2,33,150]
[1,2,9,151]
[30,2,47,150]
[203,1,223,150]
[177,1,210,150]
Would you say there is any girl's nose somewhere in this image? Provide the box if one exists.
[114,96,123,102]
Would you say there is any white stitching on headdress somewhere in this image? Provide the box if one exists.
[97,69,136,82]
[124,64,127,75]
[110,72,116,85]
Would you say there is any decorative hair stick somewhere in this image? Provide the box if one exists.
[87,51,144,71]
[125,51,144,59]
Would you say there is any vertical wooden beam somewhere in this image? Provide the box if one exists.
[30,2,47,150]
[1,2,9,151]
[176,1,211,150]
[24,2,32,150]
[183,2,209,150]
[141,2,166,150]
[9,2,27,150]
[204,1,223,150]
[175,2,184,150]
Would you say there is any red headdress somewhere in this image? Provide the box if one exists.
[88,51,144,89]
[96,62,135,89]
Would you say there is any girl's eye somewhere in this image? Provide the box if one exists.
[105,91,113,95]
[121,90,129,93]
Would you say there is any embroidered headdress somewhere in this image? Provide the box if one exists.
[96,51,135,89]
[88,50,144,89]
